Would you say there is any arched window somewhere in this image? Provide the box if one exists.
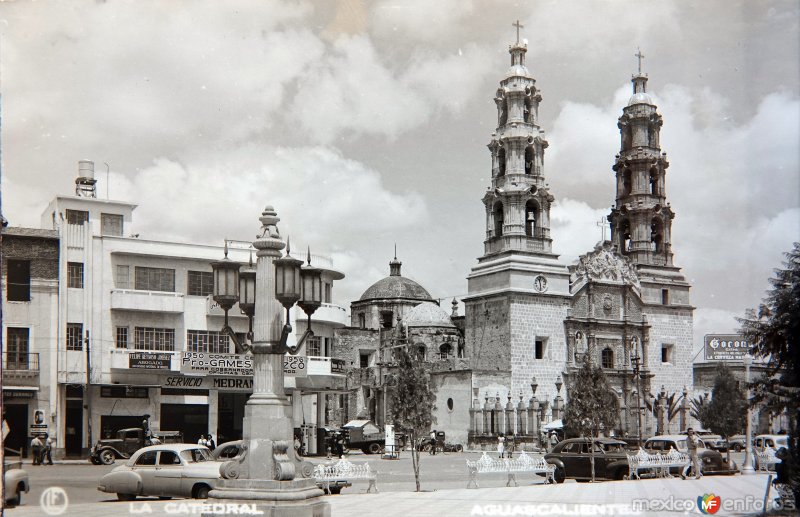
[601,348,614,369]
[493,202,504,237]
[524,145,534,175]
[525,199,538,237]
[439,343,452,359]
[622,169,632,196]
[619,219,632,252]
[651,218,664,253]
[498,98,508,126]
[649,168,659,195]
[497,147,506,176]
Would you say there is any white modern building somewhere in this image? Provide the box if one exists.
[38,161,347,457]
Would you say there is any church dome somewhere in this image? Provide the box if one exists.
[405,302,455,328]
[628,91,653,106]
[358,254,433,302]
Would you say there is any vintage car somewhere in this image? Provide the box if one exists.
[90,427,184,465]
[97,444,220,500]
[3,456,30,506]
[544,438,630,483]
[644,435,738,475]
[727,434,747,452]
[753,434,789,470]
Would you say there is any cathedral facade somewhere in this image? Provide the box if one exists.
[331,33,695,448]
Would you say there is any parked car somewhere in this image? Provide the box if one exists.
[544,438,630,483]
[97,444,219,500]
[3,452,30,506]
[91,427,184,465]
[727,435,747,452]
[644,435,738,475]
[753,434,790,470]
[342,420,385,454]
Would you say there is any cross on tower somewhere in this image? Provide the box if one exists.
[597,217,608,241]
[513,20,524,44]
[635,47,645,74]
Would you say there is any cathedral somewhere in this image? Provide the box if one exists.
[331,32,694,448]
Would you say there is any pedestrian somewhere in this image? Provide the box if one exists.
[497,434,505,459]
[42,434,54,465]
[549,432,559,451]
[430,430,437,455]
[682,427,703,479]
[206,434,216,450]
[198,434,209,447]
[142,414,153,445]
[506,433,514,459]
[30,434,43,465]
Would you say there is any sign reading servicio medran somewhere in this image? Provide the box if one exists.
[704,334,755,361]
[180,352,253,376]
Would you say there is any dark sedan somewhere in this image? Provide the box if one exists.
[544,438,630,483]
[644,435,738,475]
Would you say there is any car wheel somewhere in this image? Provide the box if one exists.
[733,444,742,452]
[100,450,116,465]
[554,466,566,484]
[328,486,342,495]
[159,496,172,500]
[117,493,136,501]
[194,485,211,499]
[421,444,432,453]
[90,456,102,465]
[368,443,383,455]
[454,444,463,453]
[614,468,626,481]
[7,488,21,507]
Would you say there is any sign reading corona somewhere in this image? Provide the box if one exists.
[704,334,755,361]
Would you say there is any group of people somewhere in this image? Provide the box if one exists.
[197,433,216,450]
[496,433,520,458]
[29,433,54,465]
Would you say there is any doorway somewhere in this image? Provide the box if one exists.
[65,399,84,456]
[217,393,248,444]
[3,404,28,456]
[160,404,208,444]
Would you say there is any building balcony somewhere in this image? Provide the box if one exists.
[2,353,39,387]
[111,289,185,313]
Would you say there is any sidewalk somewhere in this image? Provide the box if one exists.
[5,472,783,517]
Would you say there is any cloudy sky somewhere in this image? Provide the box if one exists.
[2,1,798,353]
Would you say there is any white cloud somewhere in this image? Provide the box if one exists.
[551,198,610,263]
[370,0,476,43]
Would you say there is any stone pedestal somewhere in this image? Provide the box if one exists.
[206,478,329,517]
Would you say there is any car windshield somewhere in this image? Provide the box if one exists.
[180,448,212,463]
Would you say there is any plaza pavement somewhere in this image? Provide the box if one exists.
[5,471,786,517]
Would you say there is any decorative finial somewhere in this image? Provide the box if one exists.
[286,236,292,256]
[306,246,312,265]
[223,239,229,258]
[394,243,397,260]
[248,250,253,267]
[512,19,524,44]
[635,47,645,75]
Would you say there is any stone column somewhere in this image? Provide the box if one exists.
[483,396,492,435]
[517,394,526,436]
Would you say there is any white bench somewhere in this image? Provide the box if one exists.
[755,447,778,472]
[626,448,690,480]
[466,451,555,488]
[313,458,378,494]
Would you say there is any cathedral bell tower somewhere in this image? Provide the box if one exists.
[608,52,674,267]
[482,33,555,258]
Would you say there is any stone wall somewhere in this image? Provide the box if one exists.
[430,370,472,446]
[464,297,510,371]
[2,233,59,279]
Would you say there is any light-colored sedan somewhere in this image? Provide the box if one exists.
[97,444,221,501]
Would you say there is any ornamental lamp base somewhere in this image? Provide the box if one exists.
[202,478,330,517]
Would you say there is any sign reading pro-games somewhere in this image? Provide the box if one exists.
[180,352,254,376]
[704,334,756,361]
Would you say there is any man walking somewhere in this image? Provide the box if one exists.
[42,434,54,465]
[682,428,703,479]
[30,434,43,465]
[429,430,437,455]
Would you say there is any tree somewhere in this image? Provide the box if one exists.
[389,345,436,492]
[563,356,619,482]
[738,242,799,502]
[696,363,746,463]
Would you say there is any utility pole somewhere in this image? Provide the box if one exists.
[85,330,92,455]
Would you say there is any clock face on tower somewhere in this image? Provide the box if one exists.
[533,275,548,293]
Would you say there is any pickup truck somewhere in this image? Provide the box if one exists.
[90,427,183,465]
[343,420,385,454]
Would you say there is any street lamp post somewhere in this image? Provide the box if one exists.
[742,353,755,475]
[206,206,330,517]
